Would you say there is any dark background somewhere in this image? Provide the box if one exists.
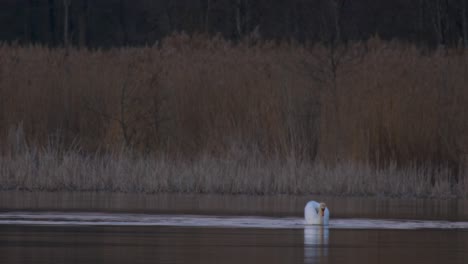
[2,0,468,48]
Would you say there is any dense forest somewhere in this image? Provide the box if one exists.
[2,0,468,47]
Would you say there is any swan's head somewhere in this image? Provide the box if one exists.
[319,202,327,217]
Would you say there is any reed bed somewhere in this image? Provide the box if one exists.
[0,35,467,197]
[1,137,464,197]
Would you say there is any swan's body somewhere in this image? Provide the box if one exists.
[305,201,330,225]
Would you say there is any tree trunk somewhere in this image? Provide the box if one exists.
[290,0,299,40]
[24,0,34,43]
[203,0,211,33]
[78,0,88,48]
[462,0,468,47]
[119,0,128,45]
[236,0,242,38]
[418,0,425,41]
[63,0,71,48]
[48,0,56,46]
[331,0,346,44]
[433,0,445,47]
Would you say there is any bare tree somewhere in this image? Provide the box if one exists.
[119,0,128,45]
[202,0,212,33]
[63,0,71,48]
[24,0,34,43]
[85,63,165,150]
[235,0,250,38]
[78,0,89,48]
[431,0,450,48]
[48,0,57,45]
[308,0,353,161]
[320,0,349,109]
[330,0,346,44]
[462,0,468,46]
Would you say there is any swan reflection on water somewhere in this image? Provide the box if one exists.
[304,226,329,262]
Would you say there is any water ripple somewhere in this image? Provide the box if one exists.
[0,212,467,230]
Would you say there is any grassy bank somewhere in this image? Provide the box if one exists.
[1,140,466,198]
[0,35,468,197]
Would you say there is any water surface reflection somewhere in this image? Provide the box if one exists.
[304,226,329,262]
[0,192,467,263]
[0,191,467,221]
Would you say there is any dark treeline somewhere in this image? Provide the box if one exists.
[2,0,468,47]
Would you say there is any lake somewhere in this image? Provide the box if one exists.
[0,192,467,264]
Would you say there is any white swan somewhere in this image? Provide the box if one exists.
[305,201,330,225]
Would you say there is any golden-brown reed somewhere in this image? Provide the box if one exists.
[0,34,467,197]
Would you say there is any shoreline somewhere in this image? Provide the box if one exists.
[0,191,467,221]
[0,188,465,200]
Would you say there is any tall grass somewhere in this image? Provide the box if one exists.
[0,35,467,197]
[0,125,464,197]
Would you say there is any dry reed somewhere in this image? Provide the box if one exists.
[0,35,467,197]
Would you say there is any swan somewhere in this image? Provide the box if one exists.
[305,201,330,225]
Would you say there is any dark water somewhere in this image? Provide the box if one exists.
[0,192,467,264]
